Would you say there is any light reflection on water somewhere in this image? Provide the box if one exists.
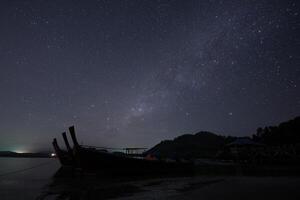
[0,158,60,200]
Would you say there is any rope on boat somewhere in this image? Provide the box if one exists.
[0,160,54,177]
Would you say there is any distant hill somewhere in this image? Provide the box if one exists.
[145,131,236,159]
[0,151,51,158]
[145,116,300,159]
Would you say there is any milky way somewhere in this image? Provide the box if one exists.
[0,0,299,152]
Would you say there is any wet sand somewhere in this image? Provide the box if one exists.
[0,158,59,200]
[39,176,300,200]
[2,158,299,199]
[122,176,300,200]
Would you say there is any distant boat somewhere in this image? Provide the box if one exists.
[52,126,194,176]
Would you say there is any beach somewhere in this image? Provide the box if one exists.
[119,176,300,200]
[39,174,300,200]
[1,158,300,200]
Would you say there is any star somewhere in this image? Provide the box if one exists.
[0,0,298,151]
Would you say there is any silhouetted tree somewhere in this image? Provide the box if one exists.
[252,116,300,145]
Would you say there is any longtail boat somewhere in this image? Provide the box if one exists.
[52,126,194,176]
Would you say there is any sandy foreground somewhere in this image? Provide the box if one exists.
[39,176,300,200]
[119,176,300,200]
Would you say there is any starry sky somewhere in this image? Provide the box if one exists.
[0,0,299,152]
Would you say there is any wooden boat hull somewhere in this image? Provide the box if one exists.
[52,138,73,166]
[53,126,194,176]
[74,147,194,175]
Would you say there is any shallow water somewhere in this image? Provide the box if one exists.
[0,158,60,200]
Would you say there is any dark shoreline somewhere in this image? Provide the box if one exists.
[0,152,52,158]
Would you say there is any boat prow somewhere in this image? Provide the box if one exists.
[52,126,194,176]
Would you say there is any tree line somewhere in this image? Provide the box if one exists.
[252,116,300,145]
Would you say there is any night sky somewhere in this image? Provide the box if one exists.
[0,0,299,152]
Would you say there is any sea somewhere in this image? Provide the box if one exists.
[0,157,60,200]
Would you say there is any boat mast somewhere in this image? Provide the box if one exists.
[62,132,72,152]
[69,126,79,148]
